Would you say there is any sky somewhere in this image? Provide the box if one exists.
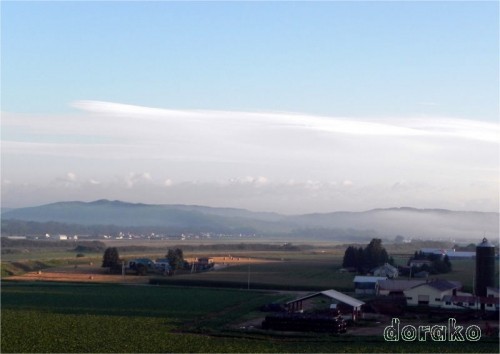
[1,1,499,214]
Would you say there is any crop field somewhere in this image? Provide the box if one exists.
[1,241,498,353]
[2,282,498,353]
[154,258,355,292]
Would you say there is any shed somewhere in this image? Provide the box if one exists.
[353,276,387,294]
[442,294,499,312]
[285,289,365,321]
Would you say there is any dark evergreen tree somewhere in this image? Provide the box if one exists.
[342,246,357,268]
[166,248,185,272]
[102,247,119,268]
[341,239,392,273]
[356,247,365,272]
[364,238,389,269]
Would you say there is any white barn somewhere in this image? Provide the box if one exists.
[404,279,462,307]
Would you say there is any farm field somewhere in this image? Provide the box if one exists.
[1,241,498,352]
[2,282,498,353]
[2,243,494,293]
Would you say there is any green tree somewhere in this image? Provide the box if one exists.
[166,248,184,273]
[101,247,120,268]
[364,238,389,269]
[342,246,357,268]
[356,247,364,272]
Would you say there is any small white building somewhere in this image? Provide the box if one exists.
[353,276,387,295]
[404,279,462,307]
[442,294,499,312]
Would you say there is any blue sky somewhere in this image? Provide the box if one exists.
[1,1,499,213]
[3,1,498,119]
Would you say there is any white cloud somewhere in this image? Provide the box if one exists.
[164,179,173,187]
[66,172,77,182]
[124,172,153,189]
[1,100,498,212]
[342,180,353,187]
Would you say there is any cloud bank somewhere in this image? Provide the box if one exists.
[2,101,498,212]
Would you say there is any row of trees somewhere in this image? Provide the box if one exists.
[408,251,452,274]
[342,238,393,272]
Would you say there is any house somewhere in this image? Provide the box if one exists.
[404,279,462,307]
[377,279,426,296]
[353,276,387,295]
[372,263,398,278]
[285,289,365,321]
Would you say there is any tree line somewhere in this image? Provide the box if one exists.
[342,238,394,272]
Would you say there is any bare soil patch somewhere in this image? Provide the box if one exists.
[7,264,149,284]
[6,257,274,284]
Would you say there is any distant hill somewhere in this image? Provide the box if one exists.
[1,200,498,241]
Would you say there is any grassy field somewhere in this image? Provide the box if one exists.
[2,282,498,353]
[2,241,498,353]
[152,256,356,292]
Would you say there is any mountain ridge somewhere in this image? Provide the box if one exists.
[2,199,498,241]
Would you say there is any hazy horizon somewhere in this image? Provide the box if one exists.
[2,2,498,214]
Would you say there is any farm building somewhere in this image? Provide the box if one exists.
[285,289,365,321]
[403,279,462,307]
[376,279,426,296]
[487,286,499,298]
[371,263,398,278]
[442,294,499,312]
[446,251,475,259]
[127,258,156,274]
[353,276,387,295]
[154,258,171,272]
[419,248,475,259]
[196,257,214,265]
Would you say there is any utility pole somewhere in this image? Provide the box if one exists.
[247,263,250,290]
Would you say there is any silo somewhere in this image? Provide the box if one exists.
[475,237,495,297]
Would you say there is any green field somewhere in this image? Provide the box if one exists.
[2,282,498,353]
[153,258,356,292]
[1,241,499,353]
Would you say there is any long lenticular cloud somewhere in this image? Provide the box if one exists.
[72,100,499,143]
